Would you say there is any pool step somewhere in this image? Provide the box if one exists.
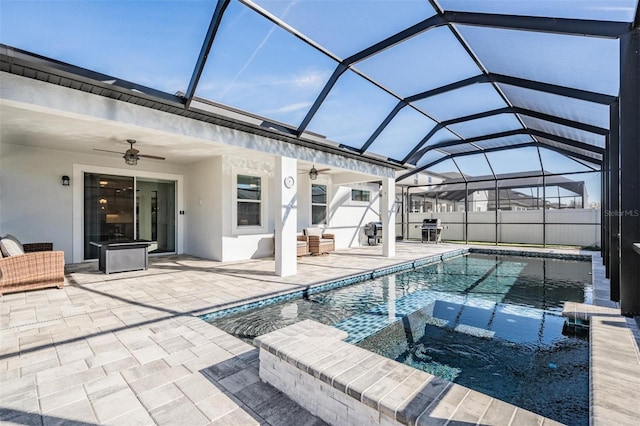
[561,301,620,321]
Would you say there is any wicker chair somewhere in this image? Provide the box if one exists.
[0,237,65,296]
[304,228,335,255]
[296,235,310,257]
[272,234,310,257]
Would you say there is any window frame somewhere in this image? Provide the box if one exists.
[311,183,328,226]
[351,188,371,202]
[232,170,268,234]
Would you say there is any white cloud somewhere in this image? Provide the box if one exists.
[291,69,330,90]
[264,101,313,115]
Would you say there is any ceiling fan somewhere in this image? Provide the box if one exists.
[298,164,330,180]
[93,139,165,165]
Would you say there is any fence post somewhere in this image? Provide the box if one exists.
[542,174,547,248]
[465,182,469,244]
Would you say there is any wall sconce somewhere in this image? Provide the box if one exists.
[62,175,70,186]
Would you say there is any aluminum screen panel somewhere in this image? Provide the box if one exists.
[453,154,495,179]
[0,0,217,94]
[195,1,337,126]
[305,69,399,149]
[498,84,610,129]
[437,144,479,155]
[1,0,627,180]
[416,150,448,168]
[538,147,596,174]
[427,158,464,181]
[412,83,508,122]
[439,0,638,22]
[355,26,480,97]
[537,138,603,161]
[250,0,436,59]
[485,147,542,174]
[365,107,437,161]
[520,116,606,148]
[413,127,462,158]
[448,113,523,139]
[471,135,535,150]
[457,25,620,95]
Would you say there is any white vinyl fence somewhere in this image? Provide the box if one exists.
[398,209,600,247]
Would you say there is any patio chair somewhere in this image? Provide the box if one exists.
[304,228,335,255]
[0,234,65,296]
[272,233,310,257]
[297,234,310,257]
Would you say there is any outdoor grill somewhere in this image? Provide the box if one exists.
[421,219,442,243]
[364,221,383,246]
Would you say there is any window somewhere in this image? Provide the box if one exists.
[311,184,327,225]
[237,174,262,227]
[351,189,371,202]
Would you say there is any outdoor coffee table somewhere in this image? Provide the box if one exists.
[90,240,151,274]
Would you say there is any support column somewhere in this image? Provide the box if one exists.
[603,148,610,275]
[609,100,620,300]
[495,180,499,246]
[381,177,396,257]
[275,156,298,277]
[619,29,640,316]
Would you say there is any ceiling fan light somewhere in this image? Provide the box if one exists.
[124,152,138,166]
[309,167,318,180]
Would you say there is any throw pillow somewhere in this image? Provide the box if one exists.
[305,227,323,237]
[0,234,25,257]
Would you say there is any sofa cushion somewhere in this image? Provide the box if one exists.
[305,227,323,237]
[0,234,25,257]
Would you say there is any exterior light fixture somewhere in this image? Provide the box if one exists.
[309,166,318,181]
[62,175,70,186]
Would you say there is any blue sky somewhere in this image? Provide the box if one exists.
[1,0,620,203]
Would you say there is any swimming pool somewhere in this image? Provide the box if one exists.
[206,252,592,425]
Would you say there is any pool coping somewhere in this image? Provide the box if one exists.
[200,248,468,322]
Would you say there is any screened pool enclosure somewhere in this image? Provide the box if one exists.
[1,0,638,314]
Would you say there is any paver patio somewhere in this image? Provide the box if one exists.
[1,242,638,425]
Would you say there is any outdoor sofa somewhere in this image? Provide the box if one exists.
[0,235,65,296]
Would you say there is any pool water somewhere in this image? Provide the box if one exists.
[208,253,592,425]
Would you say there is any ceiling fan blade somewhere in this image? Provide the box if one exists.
[316,168,331,173]
[138,154,166,160]
[93,148,125,154]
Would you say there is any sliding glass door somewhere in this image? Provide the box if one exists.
[84,173,175,260]
[136,179,176,254]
